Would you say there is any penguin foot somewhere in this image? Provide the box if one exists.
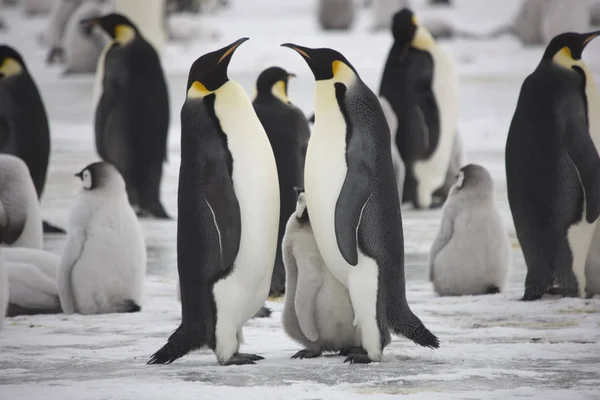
[252,306,271,318]
[343,354,372,364]
[223,353,264,365]
[338,346,367,357]
[291,349,322,359]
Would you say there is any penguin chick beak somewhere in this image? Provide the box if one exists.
[74,171,83,179]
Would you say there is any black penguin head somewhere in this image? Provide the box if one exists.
[0,45,26,79]
[543,31,600,65]
[452,164,493,196]
[392,8,417,46]
[80,13,139,44]
[75,161,125,192]
[293,187,309,223]
[255,66,296,103]
[186,38,248,97]
[280,43,358,82]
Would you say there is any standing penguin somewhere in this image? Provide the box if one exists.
[318,0,355,31]
[0,46,51,210]
[83,13,171,219]
[0,155,43,250]
[148,39,280,366]
[429,164,511,296]
[282,43,439,364]
[252,66,311,297]
[282,188,362,359]
[506,31,600,301]
[379,9,459,209]
[57,161,147,314]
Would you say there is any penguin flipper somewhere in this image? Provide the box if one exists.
[57,226,86,314]
[335,161,372,267]
[565,118,600,223]
[428,214,455,281]
[294,252,324,342]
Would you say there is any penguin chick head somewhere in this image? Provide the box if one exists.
[451,164,494,200]
[255,66,296,104]
[0,45,25,79]
[75,161,125,192]
[293,187,309,223]
[392,8,417,46]
[544,30,600,68]
[281,43,358,83]
[186,38,249,98]
[80,13,138,45]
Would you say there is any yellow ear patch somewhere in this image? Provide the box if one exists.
[412,25,435,50]
[331,60,357,85]
[114,24,136,45]
[0,57,23,77]
[553,46,576,69]
[271,80,289,103]
[187,81,211,99]
[412,15,418,25]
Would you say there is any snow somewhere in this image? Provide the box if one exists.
[1,0,600,399]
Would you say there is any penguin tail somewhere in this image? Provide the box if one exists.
[391,310,440,349]
[253,306,272,319]
[147,323,204,365]
[123,299,141,313]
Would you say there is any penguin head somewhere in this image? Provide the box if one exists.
[81,13,138,45]
[186,38,249,98]
[255,66,296,104]
[451,164,494,199]
[543,31,600,68]
[75,161,125,192]
[0,45,26,79]
[281,43,358,84]
[293,187,309,223]
[392,8,417,46]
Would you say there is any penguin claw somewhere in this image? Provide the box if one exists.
[223,353,263,365]
[343,354,372,364]
[291,349,322,359]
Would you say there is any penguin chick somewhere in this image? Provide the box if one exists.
[57,161,147,315]
[0,155,43,250]
[252,66,311,297]
[282,188,363,359]
[429,164,511,296]
[4,247,62,316]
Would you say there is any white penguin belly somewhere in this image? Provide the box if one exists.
[71,201,146,314]
[211,81,280,346]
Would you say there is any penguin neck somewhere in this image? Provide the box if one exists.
[313,65,357,117]
[213,80,259,136]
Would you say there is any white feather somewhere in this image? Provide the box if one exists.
[0,254,8,331]
[210,80,280,364]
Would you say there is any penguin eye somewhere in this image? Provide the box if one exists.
[82,170,92,190]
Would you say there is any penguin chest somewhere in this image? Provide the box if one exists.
[584,71,600,152]
[304,113,352,285]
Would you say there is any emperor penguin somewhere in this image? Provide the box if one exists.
[83,13,171,219]
[429,164,511,296]
[0,154,43,250]
[282,188,362,359]
[506,31,600,301]
[252,66,311,297]
[148,38,280,366]
[379,8,459,210]
[57,161,147,314]
[62,1,108,75]
[282,43,439,364]
[4,247,62,316]
[0,46,51,207]
[318,0,355,31]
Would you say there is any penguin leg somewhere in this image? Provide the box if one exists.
[291,349,322,359]
[346,259,382,364]
[338,346,367,356]
[136,158,170,219]
[522,237,568,301]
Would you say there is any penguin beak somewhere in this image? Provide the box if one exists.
[216,37,249,65]
[74,172,83,180]
[287,72,297,79]
[79,17,98,28]
[583,30,600,47]
[281,43,312,61]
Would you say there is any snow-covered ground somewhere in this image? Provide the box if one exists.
[1,0,600,399]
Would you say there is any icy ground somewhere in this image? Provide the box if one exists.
[1,0,600,398]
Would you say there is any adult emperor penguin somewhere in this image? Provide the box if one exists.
[379,8,459,210]
[0,155,43,250]
[57,161,147,314]
[506,31,600,301]
[282,188,362,359]
[83,13,171,219]
[252,66,311,297]
[429,164,511,296]
[0,46,51,209]
[282,43,439,364]
[148,38,280,366]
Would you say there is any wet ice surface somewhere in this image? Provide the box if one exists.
[2,0,600,399]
